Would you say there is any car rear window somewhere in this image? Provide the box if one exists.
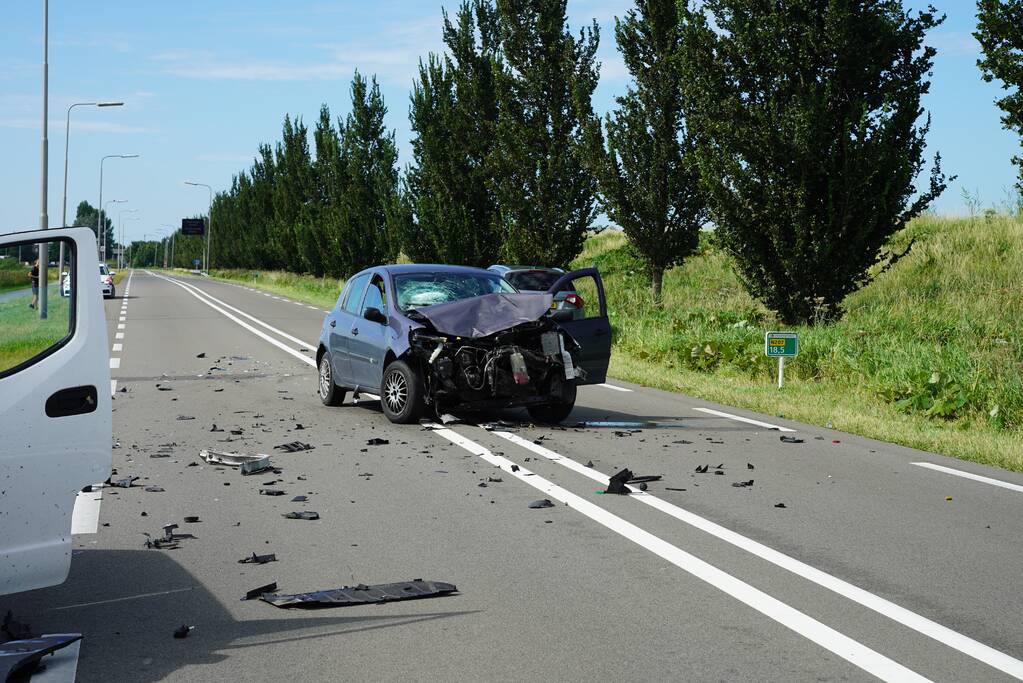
[99,265,109,275]
[395,272,515,311]
[504,270,562,291]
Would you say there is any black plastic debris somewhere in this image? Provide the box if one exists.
[243,582,278,601]
[694,464,709,473]
[665,487,687,492]
[585,460,594,468]
[731,479,755,488]
[238,553,277,565]
[173,625,193,639]
[774,503,787,508]
[176,415,195,421]
[144,486,165,493]
[184,516,201,523]
[605,468,633,495]
[291,495,308,502]
[510,465,520,472]
[275,441,314,453]
[747,463,755,470]
[196,352,206,358]
[627,475,662,484]
[156,385,173,391]
[259,580,457,609]
[528,499,554,508]
[282,511,319,520]
[714,470,725,475]
[260,489,285,496]
[780,436,804,444]
[487,477,502,483]
[0,634,82,681]
[210,424,224,432]
[366,438,389,446]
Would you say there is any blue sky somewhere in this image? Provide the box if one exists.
[0,1,1017,242]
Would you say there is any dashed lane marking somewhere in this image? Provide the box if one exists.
[109,358,120,369]
[693,407,795,432]
[597,382,632,392]
[912,462,1023,495]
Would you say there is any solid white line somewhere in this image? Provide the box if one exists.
[431,426,927,682]
[31,636,80,682]
[51,587,193,611]
[110,379,117,395]
[117,323,125,330]
[490,430,1023,679]
[598,382,632,392]
[912,462,1023,494]
[109,358,120,369]
[163,275,317,350]
[151,273,315,368]
[115,332,124,340]
[71,485,104,535]
[694,407,795,432]
[112,343,122,352]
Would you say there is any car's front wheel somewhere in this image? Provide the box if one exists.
[380,359,425,424]
[526,382,577,424]
[318,354,346,406]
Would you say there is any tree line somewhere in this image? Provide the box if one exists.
[149,0,1021,325]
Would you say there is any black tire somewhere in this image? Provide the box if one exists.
[380,359,425,424]
[318,353,346,407]
[527,382,577,424]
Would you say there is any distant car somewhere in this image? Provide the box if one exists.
[316,264,610,424]
[62,264,115,298]
[487,264,585,320]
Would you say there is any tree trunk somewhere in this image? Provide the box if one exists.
[651,265,664,303]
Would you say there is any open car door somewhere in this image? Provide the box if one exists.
[547,267,611,385]
[0,228,111,596]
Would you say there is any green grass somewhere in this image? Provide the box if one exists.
[179,215,1023,471]
[0,259,59,294]
[570,215,1023,472]
[0,293,72,371]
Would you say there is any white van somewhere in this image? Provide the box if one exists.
[0,227,112,596]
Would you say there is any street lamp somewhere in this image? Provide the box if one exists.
[184,181,212,274]
[160,224,176,269]
[118,208,138,269]
[59,101,123,277]
[98,153,138,260]
[154,229,169,269]
[37,0,49,319]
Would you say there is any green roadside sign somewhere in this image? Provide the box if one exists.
[765,331,798,358]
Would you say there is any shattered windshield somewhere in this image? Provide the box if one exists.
[395,272,515,311]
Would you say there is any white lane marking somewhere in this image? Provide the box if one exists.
[115,332,124,340]
[912,462,1023,494]
[31,636,80,682]
[431,426,928,682]
[490,430,1023,680]
[117,323,125,330]
[151,273,316,368]
[109,358,120,369]
[118,316,125,322]
[306,305,318,309]
[112,343,122,352]
[51,587,193,611]
[110,379,117,396]
[71,485,104,534]
[162,275,317,350]
[694,407,795,432]
[598,382,632,392]
[293,301,304,306]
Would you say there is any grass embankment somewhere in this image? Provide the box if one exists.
[198,215,1023,471]
[0,258,58,294]
[0,293,71,370]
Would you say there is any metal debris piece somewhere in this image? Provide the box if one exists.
[259,580,457,609]
[528,499,554,508]
[438,414,459,425]
[200,449,273,476]
[274,441,314,453]
[0,634,82,681]
[291,495,308,502]
[110,476,139,488]
[173,625,193,639]
[260,489,285,496]
[238,553,277,565]
[243,582,278,601]
[605,468,633,495]
[366,438,389,446]
[282,511,319,520]
[780,436,804,444]
[144,486,165,493]
[731,479,755,488]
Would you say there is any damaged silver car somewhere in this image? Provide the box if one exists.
[316,265,611,423]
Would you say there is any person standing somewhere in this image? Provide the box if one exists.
[29,259,39,309]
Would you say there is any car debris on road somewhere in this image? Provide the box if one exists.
[259,580,457,608]
[239,553,277,565]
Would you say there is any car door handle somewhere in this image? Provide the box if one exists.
[329,319,336,328]
[45,385,98,418]
[351,327,359,336]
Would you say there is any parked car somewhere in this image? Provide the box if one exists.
[63,263,115,298]
[487,264,585,320]
[316,265,610,424]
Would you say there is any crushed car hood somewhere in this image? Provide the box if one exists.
[412,292,554,338]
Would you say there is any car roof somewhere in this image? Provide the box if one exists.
[372,264,498,277]
[488,264,564,273]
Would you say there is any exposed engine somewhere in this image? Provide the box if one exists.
[409,319,583,410]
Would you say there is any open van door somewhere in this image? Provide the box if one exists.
[547,267,611,385]
[0,228,111,596]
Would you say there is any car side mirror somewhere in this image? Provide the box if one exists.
[364,307,387,324]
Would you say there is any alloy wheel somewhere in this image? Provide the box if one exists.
[384,370,408,414]
[318,357,331,399]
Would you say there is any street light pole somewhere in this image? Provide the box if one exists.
[59,101,123,282]
[98,153,138,261]
[185,181,213,274]
[160,224,175,269]
[118,209,138,269]
[37,0,49,319]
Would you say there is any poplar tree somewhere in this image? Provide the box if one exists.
[583,0,705,300]
[976,0,1023,192]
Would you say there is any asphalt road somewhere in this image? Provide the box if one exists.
[5,269,1023,682]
